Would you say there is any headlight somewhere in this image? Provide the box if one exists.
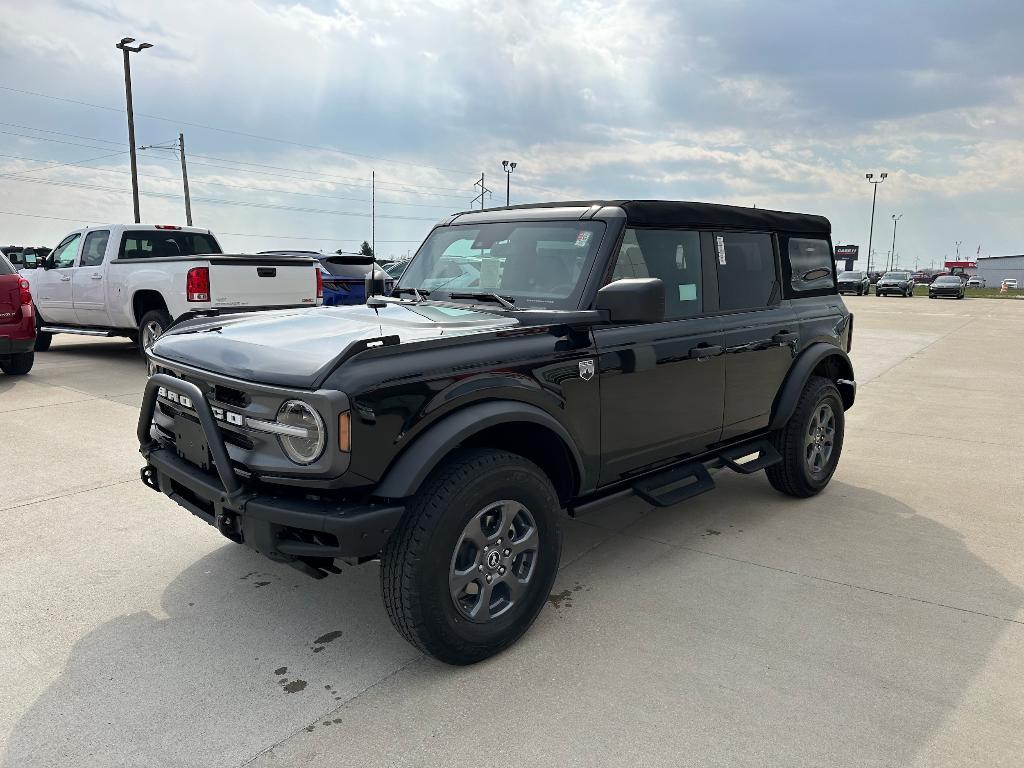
[276,400,325,464]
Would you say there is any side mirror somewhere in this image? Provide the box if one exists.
[595,278,665,324]
[40,255,54,270]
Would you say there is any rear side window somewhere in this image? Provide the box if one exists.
[788,237,835,292]
[0,253,14,275]
[80,230,110,267]
[609,228,702,319]
[119,231,221,259]
[715,232,777,311]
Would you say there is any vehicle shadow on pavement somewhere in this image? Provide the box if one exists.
[4,479,1022,768]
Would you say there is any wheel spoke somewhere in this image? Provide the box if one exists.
[495,501,522,543]
[470,580,494,621]
[449,566,478,601]
[504,575,528,603]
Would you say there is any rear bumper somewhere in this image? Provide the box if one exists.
[138,374,404,575]
[0,333,34,356]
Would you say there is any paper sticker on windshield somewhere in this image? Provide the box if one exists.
[480,258,500,290]
[716,236,727,265]
[575,230,592,247]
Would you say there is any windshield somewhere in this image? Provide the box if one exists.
[397,221,606,309]
[934,276,960,284]
[839,271,863,279]
[884,272,909,280]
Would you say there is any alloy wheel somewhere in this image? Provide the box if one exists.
[804,403,836,475]
[449,500,539,623]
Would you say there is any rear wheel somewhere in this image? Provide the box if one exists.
[0,351,34,376]
[381,448,561,665]
[766,376,845,498]
[138,309,171,370]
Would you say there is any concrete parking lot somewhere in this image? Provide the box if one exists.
[2,296,1023,767]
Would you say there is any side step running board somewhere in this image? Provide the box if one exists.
[633,462,715,507]
[717,439,781,475]
[39,326,116,337]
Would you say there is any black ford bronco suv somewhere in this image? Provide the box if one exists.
[138,200,855,664]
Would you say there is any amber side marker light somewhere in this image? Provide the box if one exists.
[338,411,351,452]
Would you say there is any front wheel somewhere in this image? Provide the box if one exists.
[0,351,34,375]
[766,376,845,498]
[381,448,562,665]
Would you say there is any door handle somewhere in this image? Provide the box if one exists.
[772,331,798,345]
[689,344,723,360]
[60,276,71,282]
[90,274,103,280]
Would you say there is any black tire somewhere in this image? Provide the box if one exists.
[0,351,34,376]
[381,448,562,665]
[138,308,171,359]
[34,331,52,351]
[766,376,845,498]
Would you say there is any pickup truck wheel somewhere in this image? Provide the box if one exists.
[381,448,561,665]
[0,351,34,375]
[34,331,52,351]
[138,309,171,360]
[766,376,844,498]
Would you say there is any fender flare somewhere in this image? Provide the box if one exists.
[769,343,855,430]
[373,400,585,500]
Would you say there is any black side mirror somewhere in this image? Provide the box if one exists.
[40,255,53,270]
[595,278,665,324]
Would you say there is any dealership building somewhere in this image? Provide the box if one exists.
[975,255,1024,286]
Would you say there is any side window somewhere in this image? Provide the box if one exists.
[50,234,82,269]
[608,228,702,319]
[80,230,110,268]
[715,232,777,311]
[788,237,835,292]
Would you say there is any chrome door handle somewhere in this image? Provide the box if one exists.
[60,276,71,282]
[90,274,103,280]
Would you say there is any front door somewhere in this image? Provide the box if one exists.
[595,227,725,483]
[713,231,796,440]
[72,230,111,326]
[34,232,81,323]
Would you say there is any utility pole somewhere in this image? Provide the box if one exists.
[955,240,963,260]
[471,173,491,210]
[864,172,887,274]
[116,37,153,223]
[178,133,192,226]
[889,213,902,272]
[501,160,517,206]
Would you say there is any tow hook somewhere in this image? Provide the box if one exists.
[140,465,159,492]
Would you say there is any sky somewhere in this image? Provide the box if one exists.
[0,0,1022,265]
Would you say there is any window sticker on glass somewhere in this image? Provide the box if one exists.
[716,235,727,265]
[678,283,697,301]
[675,244,687,269]
[479,258,500,290]
[575,230,592,247]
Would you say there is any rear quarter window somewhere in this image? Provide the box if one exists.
[785,236,836,294]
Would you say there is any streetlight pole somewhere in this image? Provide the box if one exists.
[889,213,902,272]
[116,37,153,224]
[955,240,963,260]
[501,160,517,206]
[864,172,887,275]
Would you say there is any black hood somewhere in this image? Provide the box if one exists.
[151,302,519,388]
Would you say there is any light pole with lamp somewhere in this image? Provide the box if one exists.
[116,37,153,224]
[501,160,516,206]
[889,213,902,271]
[865,172,887,275]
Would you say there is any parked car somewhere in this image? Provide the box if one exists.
[875,270,914,297]
[836,270,870,295]
[260,250,393,306]
[1,246,50,270]
[928,275,966,299]
[911,271,933,285]
[0,251,36,375]
[1003,279,1019,290]
[23,224,321,356]
[139,199,856,665]
[966,276,986,288]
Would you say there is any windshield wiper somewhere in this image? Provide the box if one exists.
[448,292,516,310]
[391,286,429,301]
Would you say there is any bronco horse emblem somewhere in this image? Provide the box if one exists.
[578,359,595,381]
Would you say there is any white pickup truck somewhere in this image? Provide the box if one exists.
[24,224,321,354]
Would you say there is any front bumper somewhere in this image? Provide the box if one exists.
[875,285,908,294]
[138,374,404,576]
[930,290,962,297]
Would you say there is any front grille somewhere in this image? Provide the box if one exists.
[214,384,249,408]
[157,400,254,450]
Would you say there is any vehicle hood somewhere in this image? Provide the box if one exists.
[150,301,520,388]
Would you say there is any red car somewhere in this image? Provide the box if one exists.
[0,251,36,375]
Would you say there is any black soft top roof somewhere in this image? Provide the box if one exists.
[464,199,831,235]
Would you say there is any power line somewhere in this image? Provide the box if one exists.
[2,150,128,178]
[0,121,124,147]
[0,83,478,176]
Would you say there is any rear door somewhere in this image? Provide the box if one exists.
[72,229,111,326]
[714,231,798,441]
[595,227,725,483]
[207,256,319,308]
[35,232,81,323]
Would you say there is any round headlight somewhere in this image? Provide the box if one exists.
[276,400,325,465]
